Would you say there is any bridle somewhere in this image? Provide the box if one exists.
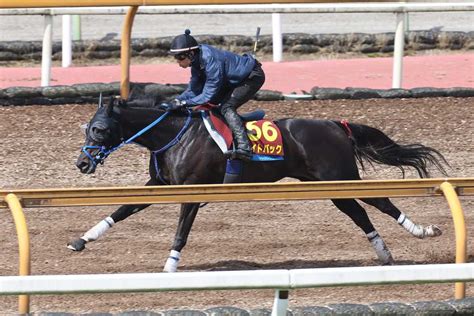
[81,108,192,168]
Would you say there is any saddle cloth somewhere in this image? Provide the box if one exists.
[200,110,284,161]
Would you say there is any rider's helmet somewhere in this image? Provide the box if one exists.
[169,29,199,55]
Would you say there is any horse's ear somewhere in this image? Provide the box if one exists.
[98,92,103,108]
[106,96,114,117]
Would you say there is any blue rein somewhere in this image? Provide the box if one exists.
[82,109,192,169]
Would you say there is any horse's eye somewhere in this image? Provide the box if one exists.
[80,123,89,136]
[89,121,114,143]
[92,126,106,135]
[89,126,109,143]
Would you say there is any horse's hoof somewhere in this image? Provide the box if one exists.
[426,225,442,237]
[382,259,395,266]
[67,238,86,251]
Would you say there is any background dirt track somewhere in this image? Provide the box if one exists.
[0,97,473,313]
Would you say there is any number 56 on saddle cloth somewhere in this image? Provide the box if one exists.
[200,111,284,161]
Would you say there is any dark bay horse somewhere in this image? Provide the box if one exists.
[69,96,448,272]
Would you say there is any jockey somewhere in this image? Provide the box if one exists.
[163,29,265,161]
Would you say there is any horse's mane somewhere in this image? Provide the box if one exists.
[123,89,202,118]
[127,87,164,108]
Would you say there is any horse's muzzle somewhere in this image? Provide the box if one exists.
[76,154,97,174]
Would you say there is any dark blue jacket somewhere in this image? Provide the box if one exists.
[177,44,256,106]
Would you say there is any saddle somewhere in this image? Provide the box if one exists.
[196,105,284,161]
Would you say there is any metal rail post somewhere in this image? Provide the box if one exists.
[72,15,81,41]
[120,6,138,99]
[41,14,53,87]
[392,11,405,88]
[4,194,31,314]
[440,181,467,299]
[272,13,282,62]
[271,290,289,316]
[62,15,72,67]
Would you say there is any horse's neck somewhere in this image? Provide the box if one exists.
[119,108,195,150]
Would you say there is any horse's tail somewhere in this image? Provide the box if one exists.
[334,120,449,178]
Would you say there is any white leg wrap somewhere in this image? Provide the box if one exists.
[163,250,181,273]
[82,216,114,242]
[367,231,394,265]
[397,213,441,239]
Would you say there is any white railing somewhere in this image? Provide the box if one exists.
[1,263,473,315]
[1,2,473,88]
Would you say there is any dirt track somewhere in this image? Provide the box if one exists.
[0,97,473,314]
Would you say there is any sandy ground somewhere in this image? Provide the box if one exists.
[0,97,473,314]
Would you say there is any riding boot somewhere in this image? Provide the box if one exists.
[221,107,252,161]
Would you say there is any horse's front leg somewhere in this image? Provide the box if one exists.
[67,178,157,251]
[163,202,200,272]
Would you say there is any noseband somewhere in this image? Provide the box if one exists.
[81,144,113,167]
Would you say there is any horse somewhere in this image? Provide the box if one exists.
[69,95,448,272]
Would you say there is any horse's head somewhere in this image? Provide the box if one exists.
[76,96,123,174]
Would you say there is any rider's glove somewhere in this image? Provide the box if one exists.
[112,96,127,107]
[159,99,186,111]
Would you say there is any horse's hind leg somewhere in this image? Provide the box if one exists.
[331,199,394,265]
[361,198,442,239]
[163,202,200,273]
